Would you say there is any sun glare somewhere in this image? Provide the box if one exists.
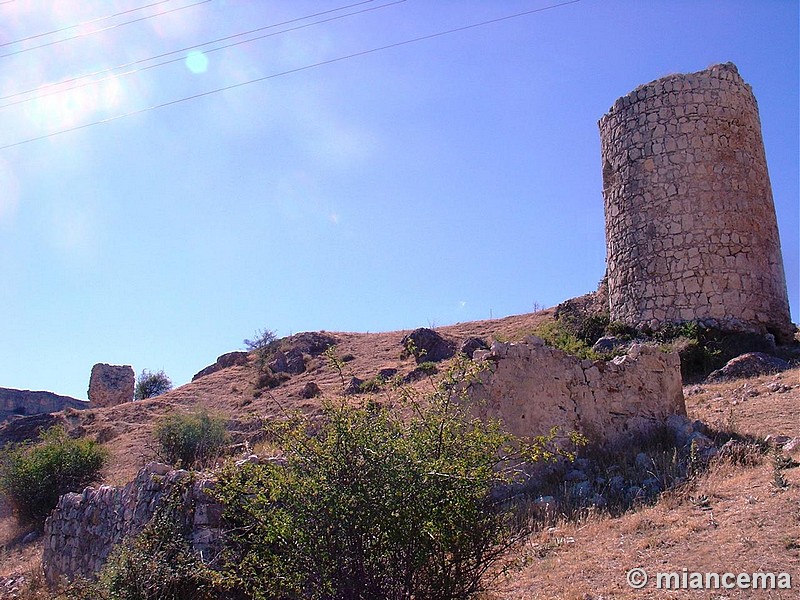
[185,50,209,74]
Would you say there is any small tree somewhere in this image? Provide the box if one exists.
[135,369,173,400]
[243,328,278,370]
[0,427,107,526]
[153,409,229,469]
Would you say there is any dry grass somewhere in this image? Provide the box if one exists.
[487,366,800,599]
[0,308,797,599]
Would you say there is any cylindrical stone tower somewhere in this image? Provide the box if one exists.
[599,63,793,342]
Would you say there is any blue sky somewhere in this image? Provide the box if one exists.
[0,0,797,400]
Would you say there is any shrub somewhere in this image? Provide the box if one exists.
[0,427,107,526]
[153,410,229,469]
[534,320,598,360]
[134,369,173,400]
[417,360,439,375]
[215,358,566,600]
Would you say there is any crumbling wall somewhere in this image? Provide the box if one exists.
[42,463,222,583]
[470,338,685,446]
[599,62,793,342]
[88,364,135,408]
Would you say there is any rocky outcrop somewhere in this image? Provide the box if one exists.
[43,463,222,583]
[401,328,456,363]
[459,337,489,359]
[88,364,134,408]
[470,338,685,448]
[192,351,250,381]
[706,352,790,382]
[0,388,87,423]
[284,332,338,356]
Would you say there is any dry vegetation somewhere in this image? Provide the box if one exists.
[0,308,797,598]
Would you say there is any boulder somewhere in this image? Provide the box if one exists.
[459,337,488,358]
[377,368,398,380]
[706,352,790,382]
[592,336,626,354]
[269,348,307,376]
[401,328,456,363]
[88,364,134,408]
[344,377,364,395]
[192,351,249,381]
[285,348,306,374]
[301,382,322,399]
[285,332,338,356]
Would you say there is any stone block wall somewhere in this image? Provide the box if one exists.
[470,338,685,447]
[42,463,222,583]
[599,62,793,342]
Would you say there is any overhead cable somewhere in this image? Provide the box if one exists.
[0,0,212,59]
[0,0,582,150]
[0,0,386,107]
[0,0,176,48]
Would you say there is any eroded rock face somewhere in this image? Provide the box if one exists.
[88,364,134,408]
[0,388,87,423]
[469,338,685,448]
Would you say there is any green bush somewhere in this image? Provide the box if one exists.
[135,369,173,400]
[153,410,229,469]
[0,427,107,526]
[214,358,565,600]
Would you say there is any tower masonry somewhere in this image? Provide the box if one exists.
[599,63,793,342]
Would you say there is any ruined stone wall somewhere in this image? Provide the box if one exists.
[88,364,134,408]
[599,63,792,342]
[42,463,222,583]
[470,338,685,447]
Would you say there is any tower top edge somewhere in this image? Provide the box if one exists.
[599,62,750,124]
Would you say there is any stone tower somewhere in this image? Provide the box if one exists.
[599,63,793,342]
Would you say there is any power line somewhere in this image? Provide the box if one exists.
[0,0,386,107]
[0,0,582,151]
[0,0,212,59]
[0,0,175,48]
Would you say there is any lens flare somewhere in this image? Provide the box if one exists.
[185,51,209,74]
